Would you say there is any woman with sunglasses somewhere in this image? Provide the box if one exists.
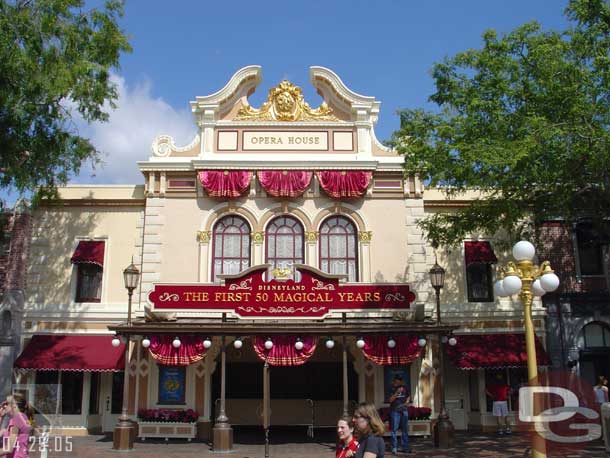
[0,394,33,458]
[352,403,386,458]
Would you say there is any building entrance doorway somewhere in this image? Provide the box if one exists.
[211,340,358,429]
[578,322,610,387]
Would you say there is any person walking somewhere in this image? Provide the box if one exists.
[594,376,609,408]
[388,375,411,454]
[336,416,359,458]
[486,373,512,435]
[352,403,386,458]
[0,393,33,458]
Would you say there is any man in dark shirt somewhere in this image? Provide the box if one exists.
[388,375,410,454]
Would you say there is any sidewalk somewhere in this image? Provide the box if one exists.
[28,429,609,458]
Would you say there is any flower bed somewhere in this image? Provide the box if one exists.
[138,408,199,423]
[137,409,199,441]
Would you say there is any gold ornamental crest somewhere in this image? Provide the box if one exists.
[235,80,340,122]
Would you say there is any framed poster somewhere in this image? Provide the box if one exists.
[158,366,186,405]
[384,365,411,403]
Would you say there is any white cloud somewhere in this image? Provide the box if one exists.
[70,74,196,185]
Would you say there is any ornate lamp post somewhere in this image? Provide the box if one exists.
[429,262,455,448]
[494,241,560,458]
[113,261,140,451]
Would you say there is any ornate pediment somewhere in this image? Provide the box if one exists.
[235,80,340,122]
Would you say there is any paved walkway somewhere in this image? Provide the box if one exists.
[27,429,609,458]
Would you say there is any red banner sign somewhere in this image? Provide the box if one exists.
[148,265,416,318]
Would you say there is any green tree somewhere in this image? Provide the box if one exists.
[0,0,131,202]
[392,0,610,248]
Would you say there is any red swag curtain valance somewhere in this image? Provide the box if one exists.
[253,336,317,366]
[257,171,313,198]
[148,335,208,366]
[198,171,252,198]
[317,171,372,199]
[361,335,423,366]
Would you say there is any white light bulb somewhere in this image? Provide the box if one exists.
[448,337,457,346]
[540,272,560,292]
[141,338,151,348]
[356,338,365,349]
[532,279,546,297]
[387,338,396,349]
[203,338,212,349]
[295,340,304,351]
[418,338,427,347]
[513,241,535,261]
[233,339,243,349]
[503,275,522,295]
[264,339,273,350]
[111,337,121,347]
[172,337,181,348]
[494,280,507,297]
[326,339,335,349]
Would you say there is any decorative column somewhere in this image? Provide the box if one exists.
[212,336,233,451]
[342,336,349,417]
[197,231,211,282]
[305,231,319,267]
[252,231,265,265]
[358,231,372,282]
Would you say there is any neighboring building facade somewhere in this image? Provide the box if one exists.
[14,66,549,436]
[0,201,32,399]
[540,221,610,385]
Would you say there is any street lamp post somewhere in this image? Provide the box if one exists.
[429,262,455,448]
[113,261,140,451]
[494,241,560,458]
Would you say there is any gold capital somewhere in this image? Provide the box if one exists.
[251,231,265,245]
[305,231,319,243]
[358,231,373,244]
[196,230,212,244]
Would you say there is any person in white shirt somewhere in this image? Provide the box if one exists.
[594,376,609,407]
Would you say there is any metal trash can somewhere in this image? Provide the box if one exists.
[601,403,610,452]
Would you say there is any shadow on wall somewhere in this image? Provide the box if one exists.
[25,205,101,320]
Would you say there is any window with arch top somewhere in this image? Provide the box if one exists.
[265,215,304,278]
[319,215,358,282]
[212,215,251,281]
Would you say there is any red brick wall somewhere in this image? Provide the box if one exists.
[0,210,32,297]
[538,222,608,294]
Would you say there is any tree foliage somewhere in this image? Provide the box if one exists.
[392,0,610,247]
[0,0,131,201]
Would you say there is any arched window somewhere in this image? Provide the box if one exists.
[265,216,304,277]
[212,215,251,281]
[582,322,610,348]
[319,216,358,282]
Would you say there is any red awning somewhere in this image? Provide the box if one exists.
[464,241,497,266]
[14,335,125,371]
[446,333,550,370]
[70,241,105,267]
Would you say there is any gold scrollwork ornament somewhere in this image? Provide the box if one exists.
[235,80,340,122]
[305,231,319,243]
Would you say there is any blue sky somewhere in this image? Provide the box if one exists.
[2,0,570,204]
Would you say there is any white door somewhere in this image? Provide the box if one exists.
[444,360,467,430]
[101,372,123,432]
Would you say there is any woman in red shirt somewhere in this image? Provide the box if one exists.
[336,416,359,458]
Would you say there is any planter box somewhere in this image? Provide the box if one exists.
[138,421,197,441]
[383,420,431,438]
